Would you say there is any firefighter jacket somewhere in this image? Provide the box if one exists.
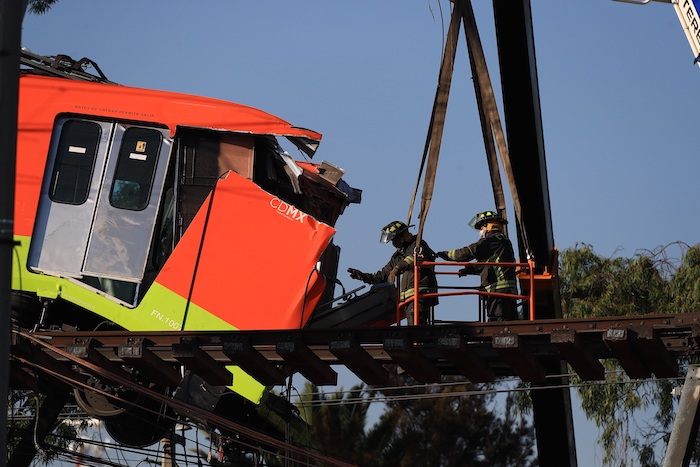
[368,235,438,305]
[444,231,517,292]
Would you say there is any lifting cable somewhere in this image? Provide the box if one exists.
[408,0,532,259]
[408,0,462,247]
[461,0,530,255]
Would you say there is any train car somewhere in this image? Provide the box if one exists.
[11,51,363,447]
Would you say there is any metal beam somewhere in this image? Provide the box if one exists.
[118,338,181,387]
[437,333,495,382]
[222,337,286,386]
[173,340,233,386]
[492,0,575,465]
[551,329,605,381]
[493,333,546,383]
[383,336,441,383]
[0,2,25,465]
[330,338,392,386]
[276,338,337,386]
[604,328,652,379]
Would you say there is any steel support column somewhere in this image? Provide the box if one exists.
[492,1,576,465]
[0,2,25,466]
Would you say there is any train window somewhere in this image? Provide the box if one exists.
[49,120,101,204]
[110,127,162,210]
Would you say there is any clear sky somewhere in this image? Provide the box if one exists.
[20,1,700,465]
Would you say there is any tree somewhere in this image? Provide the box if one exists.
[27,0,59,15]
[559,243,700,466]
[290,377,536,467]
[361,377,536,467]
[294,382,374,465]
[7,390,83,465]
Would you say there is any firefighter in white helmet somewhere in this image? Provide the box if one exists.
[348,220,438,325]
[436,211,519,321]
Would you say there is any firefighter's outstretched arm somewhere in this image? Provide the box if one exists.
[347,268,374,284]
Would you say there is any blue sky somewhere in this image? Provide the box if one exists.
[21,1,700,465]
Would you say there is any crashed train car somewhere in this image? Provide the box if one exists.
[11,51,367,447]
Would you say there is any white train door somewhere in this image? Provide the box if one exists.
[29,117,171,286]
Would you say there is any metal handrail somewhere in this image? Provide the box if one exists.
[394,255,536,325]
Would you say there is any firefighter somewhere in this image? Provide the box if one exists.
[436,211,519,321]
[347,221,438,325]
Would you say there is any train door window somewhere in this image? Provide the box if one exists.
[110,127,162,210]
[48,120,101,204]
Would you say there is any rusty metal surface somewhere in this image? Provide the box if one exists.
[12,312,700,390]
[10,312,700,467]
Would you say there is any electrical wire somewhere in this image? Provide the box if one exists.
[14,345,684,467]
[12,330,354,467]
[182,171,227,330]
[288,370,684,408]
[12,325,688,466]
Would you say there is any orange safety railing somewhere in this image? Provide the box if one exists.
[394,253,537,325]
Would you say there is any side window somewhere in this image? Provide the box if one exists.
[49,120,101,204]
[110,127,162,210]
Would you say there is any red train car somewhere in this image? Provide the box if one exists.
[12,51,362,446]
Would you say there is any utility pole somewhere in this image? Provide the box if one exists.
[161,438,173,467]
[0,1,26,465]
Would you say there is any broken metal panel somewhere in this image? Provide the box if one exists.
[551,329,605,381]
[222,338,286,386]
[330,339,391,387]
[276,338,337,386]
[603,328,652,379]
[493,333,546,383]
[383,336,441,383]
[174,371,228,416]
[437,334,495,383]
[287,135,319,158]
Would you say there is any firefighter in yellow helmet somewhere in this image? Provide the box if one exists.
[347,221,438,325]
[436,211,519,321]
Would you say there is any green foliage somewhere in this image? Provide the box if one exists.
[300,382,373,463]
[27,0,60,15]
[291,378,536,466]
[560,243,700,466]
[8,390,83,465]
[559,243,669,319]
[361,378,536,467]
[668,246,700,314]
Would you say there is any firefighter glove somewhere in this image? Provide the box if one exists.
[436,251,450,260]
[458,265,477,277]
[348,268,372,283]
